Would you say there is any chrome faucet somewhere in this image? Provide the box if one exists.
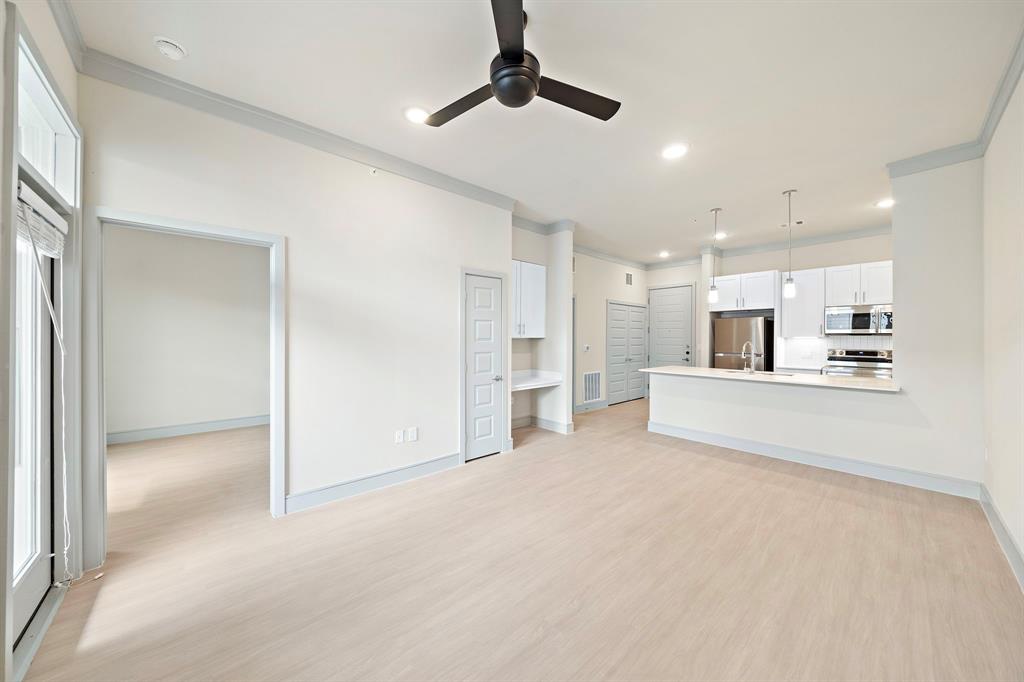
[741,341,755,373]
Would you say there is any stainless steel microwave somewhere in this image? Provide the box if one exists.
[824,305,892,335]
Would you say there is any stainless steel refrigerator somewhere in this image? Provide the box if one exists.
[713,317,774,371]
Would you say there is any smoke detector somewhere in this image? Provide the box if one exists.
[154,37,187,61]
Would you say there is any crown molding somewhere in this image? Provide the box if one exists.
[46,0,84,70]
[647,256,701,270]
[572,246,646,270]
[512,215,575,235]
[888,24,1024,178]
[719,224,891,259]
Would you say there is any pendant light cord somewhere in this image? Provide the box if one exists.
[710,208,721,285]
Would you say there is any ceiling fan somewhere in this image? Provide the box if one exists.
[424,0,621,127]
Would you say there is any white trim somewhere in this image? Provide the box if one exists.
[11,585,66,682]
[573,245,647,270]
[719,225,891,259]
[534,417,573,434]
[980,484,1024,593]
[646,256,701,270]
[886,141,986,178]
[980,24,1024,150]
[648,421,982,500]
[285,453,460,514]
[45,1,84,71]
[83,207,289,565]
[511,415,533,429]
[106,415,270,445]
[78,49,515,212]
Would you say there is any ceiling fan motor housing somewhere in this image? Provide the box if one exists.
[489,50,540,108]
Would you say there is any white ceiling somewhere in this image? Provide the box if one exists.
[70,1,1024,262]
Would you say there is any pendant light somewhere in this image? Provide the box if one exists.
[707,208,722,304]
[782,189,797,299]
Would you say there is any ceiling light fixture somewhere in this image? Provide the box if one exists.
[658,250,670,259]
[714,231,727,240]
[404,107,429,124]
[153,36,187,61]
[782,189,798,299]
[708,208,722,304]
[661,143,688,160]
[876,198,895,209]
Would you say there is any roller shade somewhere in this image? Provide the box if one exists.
[16,181,67,259]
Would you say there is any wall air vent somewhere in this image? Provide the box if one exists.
[625,273,633,286]
[583,371,601,402]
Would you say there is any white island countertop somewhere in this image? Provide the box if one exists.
[640,365,899,393]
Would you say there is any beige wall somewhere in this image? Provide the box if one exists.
[982,71,1024,553]
[15,0,77,114]
[572,252,646,406]
[81,76,513,495]
[103,226,270,434]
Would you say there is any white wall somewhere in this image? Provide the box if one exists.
[80,76,512,495]
[982,71,1024,554]
[719,233,891,275]
[102,226,270,434]
[889,158,985,483]
[535,229,573,429]
[572,252,646,405]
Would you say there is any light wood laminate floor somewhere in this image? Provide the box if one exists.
[28,399,1024,681]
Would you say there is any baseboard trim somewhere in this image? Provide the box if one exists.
[285,453,460,514]
[980,484,1024,593]
[574,400,608,414]
[511,416,533,429]
[13,585,67,682]
[106,415,270,444]
[648,421,982,500]
[511,416,574,434]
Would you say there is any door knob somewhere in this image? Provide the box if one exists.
[493,375,503,382]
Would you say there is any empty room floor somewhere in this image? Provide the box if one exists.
[27,401,1024,681]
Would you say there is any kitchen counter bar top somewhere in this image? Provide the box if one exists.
[639,365,899,393]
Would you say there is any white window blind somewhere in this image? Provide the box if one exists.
[17,181,66,259]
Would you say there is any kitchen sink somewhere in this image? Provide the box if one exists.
[719,369,792,376]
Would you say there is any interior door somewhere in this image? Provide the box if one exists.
[12,238,53,637]
[465,275,504,461]
[649,286,694,367]
[606,303,629,405]
[626,306,647,400]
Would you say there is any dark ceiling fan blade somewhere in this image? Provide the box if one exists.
[491,0,524,59]
[424,85,494,127]
[537,76,621,121]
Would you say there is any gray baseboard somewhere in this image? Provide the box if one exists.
[511,416,533,429]
[980,484,1024,593]
[648,421,982,500]
[574,400,608,414]
[285,453,460,514]
[106,414,271,444]
[511,416,573,434]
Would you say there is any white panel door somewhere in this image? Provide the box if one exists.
[860,260,893,304]
[519,261,546,338]
[606,303,629,405]
[739,271,775,309]
[825,264,861,306]
[708,275,741,311]
[510,260,522,338]
[626,306,647,400]
[649,286,693,367]
[465,275,504,461]
[781,268,826,338]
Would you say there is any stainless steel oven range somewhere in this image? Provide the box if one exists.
[822,349,893,379]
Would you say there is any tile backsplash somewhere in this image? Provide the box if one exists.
[826,335,894,351]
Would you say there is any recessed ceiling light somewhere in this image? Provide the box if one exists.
[661,143,688,160]
[714,231,727,240]
[658,250,670,258]
[153,36,187,61]
[876,198,895,208]
[404,107,429,124]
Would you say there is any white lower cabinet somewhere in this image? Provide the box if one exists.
[781,268,825,337]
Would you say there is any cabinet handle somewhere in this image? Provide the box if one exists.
[854,291,858,303]
[862,290,866,302]
[819,323,823,336]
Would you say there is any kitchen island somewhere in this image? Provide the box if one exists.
[639,365,978,499]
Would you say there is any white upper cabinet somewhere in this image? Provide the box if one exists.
[512,259,546,338]
[825,264,861,305]
[825,261,892,306]
[708,272,775,311]
[781,268,825,337]
[708,275,741,312]
[738,271,775,309]
[860,261,893,305]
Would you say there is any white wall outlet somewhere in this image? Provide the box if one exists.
[394,430,404,444]
[406,427,418,442]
